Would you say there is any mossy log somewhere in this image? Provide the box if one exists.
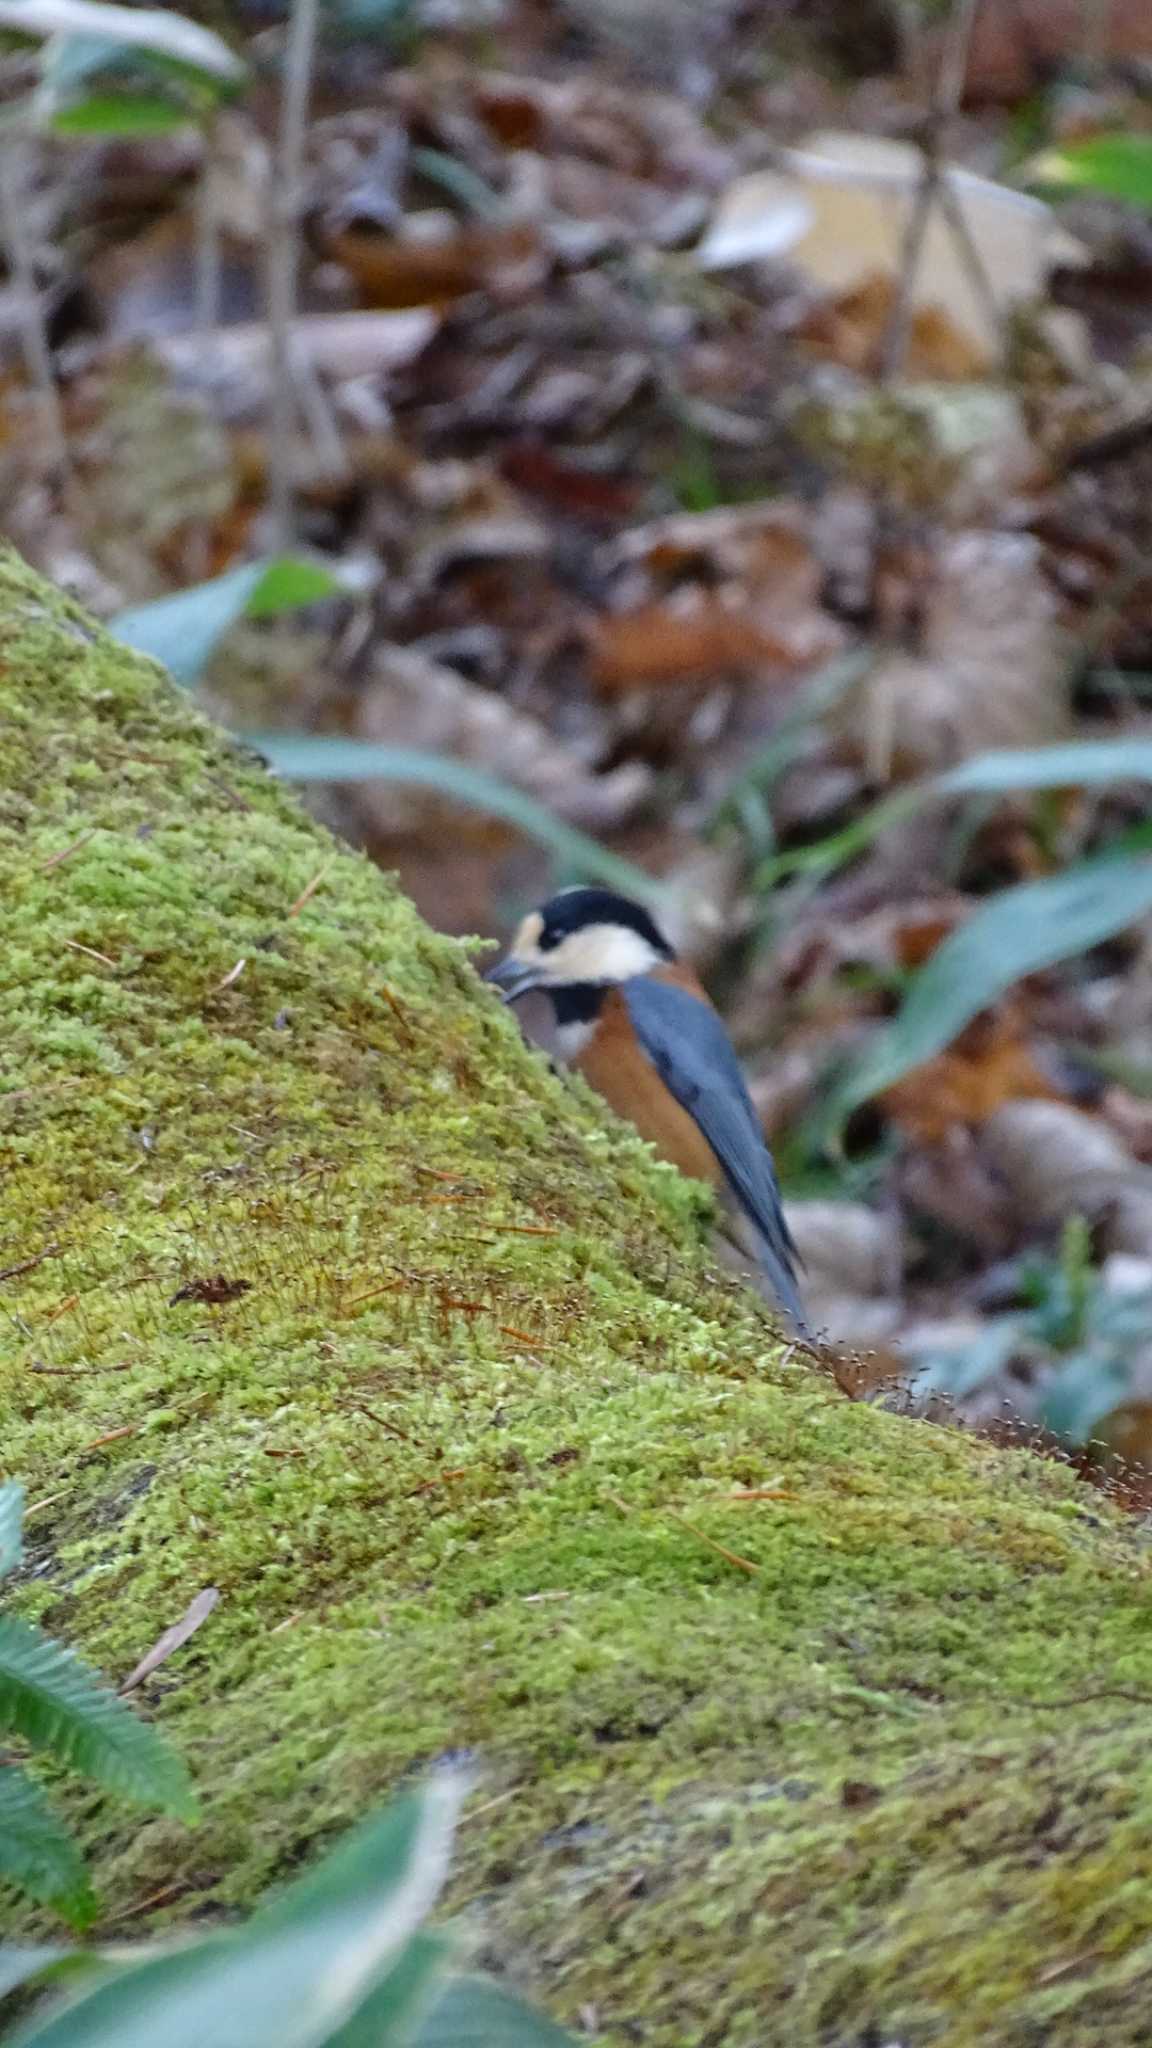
[3,548,1152,2046]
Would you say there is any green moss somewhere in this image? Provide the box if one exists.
[3,546,1152,2043]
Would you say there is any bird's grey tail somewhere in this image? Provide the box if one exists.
[756,1238,814,1343]
[714,1199,814,1343]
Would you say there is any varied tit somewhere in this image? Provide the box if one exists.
[488,886,808,1338]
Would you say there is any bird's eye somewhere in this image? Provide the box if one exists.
[537,924,560,952]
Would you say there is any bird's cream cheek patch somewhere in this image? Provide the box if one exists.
[551,924,661,984]
[512,910,544,957]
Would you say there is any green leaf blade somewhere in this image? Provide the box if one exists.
[836,854,1152,1116]
[1037,1354,1133,1446]
[243,559,339,619]
[252,1777,463,1933]
[413,1972,577,2046]
[49,91,190,133]
[1030,135,1152,210]
[0,1615,195,1819]
[10,1775,466,2048]
[758,739,1152,893]
[111,558,338,687]
[0,1947,78,2002]
[938,739,1152,797]
[247,738,668,904]
[0,1480,24,1578]
[0,0,242,82]
[326,1931,455,2047]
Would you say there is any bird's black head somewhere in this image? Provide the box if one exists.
[534,888,673,960]
[487,886,674,1003]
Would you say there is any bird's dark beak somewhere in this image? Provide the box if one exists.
[486,956,542,1004]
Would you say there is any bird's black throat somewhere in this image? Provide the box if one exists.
[548,982,607,1027]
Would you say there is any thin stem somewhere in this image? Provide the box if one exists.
[871,0,986,627]
[185,113,225,579]
[934,0,983,125]
[1079,0,1113,71]
[293,343,348,479]
[878,0,987,384]
[265,0,320,551]
[0,140,67,478]
[878,157,939,383]
[933,173,1007,357]
[195,113,223,337]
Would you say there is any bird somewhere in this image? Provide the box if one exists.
[487,885,808,1337]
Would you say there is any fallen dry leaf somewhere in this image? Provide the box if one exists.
[471,71,733,189]
[881,1005,1069,1145]
[773,895,971,990]
[594,502,844,693]
[982,1100,1152,1257]
[119,1587,219,1693]
[65,350,235,601]
[351,642,650,832]
[896,1129,1018,1257]
[169,1274,253,1306]
[500,442,640,521]
[590,599,794,692]
[798,273,988,381]
[87,212,261,344]
[1102,1086,1152,1164]
[785,1199,902,1300]
[699,134,1083,363]
[329,220,546,311]
[154,311,439,396]
[605,501,818,588]
[836,530,1069,779]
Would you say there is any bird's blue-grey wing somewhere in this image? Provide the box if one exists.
[623,976,809,1336]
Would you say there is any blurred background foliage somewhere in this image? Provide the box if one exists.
[2,0,1152,1476]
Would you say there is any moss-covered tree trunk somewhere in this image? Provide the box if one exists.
[3,549,1152,2045]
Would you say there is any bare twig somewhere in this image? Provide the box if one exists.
[188,114,230,580]
[39,829,95,872]
[935,0,983,118]
[664,1508,762,1574]
[0,139,67,477]
[890,0,932,96]
[1018,1686,1152,1710]
[195,114,223,337]
[265,0,321,549]
[871,0,989,622]
[1078,0,1114,71]
[0,1244,59,1284]
[286,857,334,917]
[879,164,939,383]
[293,343,348,480]
[879,0,988,383]
[933,172,1007,353]
[61,937,116,968]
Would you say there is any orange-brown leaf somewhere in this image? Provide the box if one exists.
[329,222,544,311]
[800,271,991,380]
[881,1023,1067,1144]
[590,602,796,694]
